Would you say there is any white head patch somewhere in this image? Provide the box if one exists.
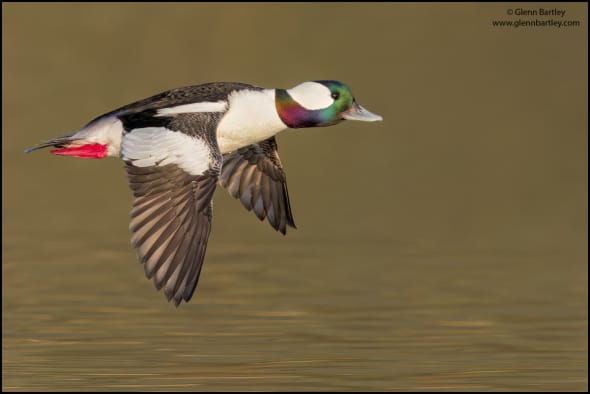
[287,82,333,110]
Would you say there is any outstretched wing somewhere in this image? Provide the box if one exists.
[120,113,222,306]
[219,137,296,235]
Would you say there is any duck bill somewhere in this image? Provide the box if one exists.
[342,102,383,122]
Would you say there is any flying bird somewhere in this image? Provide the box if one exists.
[26,80,382,306]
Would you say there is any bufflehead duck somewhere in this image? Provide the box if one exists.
[26,80,382,306]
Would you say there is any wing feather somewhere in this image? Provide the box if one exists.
[121,118,221,306]
[219,137,296,235]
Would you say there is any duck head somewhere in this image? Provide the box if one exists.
[275,80,382,129]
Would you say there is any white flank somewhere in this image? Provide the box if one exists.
[155,101,227,116]
[287,82,333,110]
[73,115,124,156]
[216,89,287,154]
[121,127,211,176]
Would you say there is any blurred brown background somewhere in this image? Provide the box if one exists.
[3,3,587,391]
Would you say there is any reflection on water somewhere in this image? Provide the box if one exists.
[3,232,587,390]
[3,2,588,391]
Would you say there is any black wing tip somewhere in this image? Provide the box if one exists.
[271,220,297,235]
[171,296,183,308]
[281,223,297,235]
[164,287,188,308]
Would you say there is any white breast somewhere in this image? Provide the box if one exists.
[216,89,287,154]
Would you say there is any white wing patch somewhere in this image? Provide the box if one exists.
[155,101,227,116]
[287,82,333,110]
[121,127,212,176]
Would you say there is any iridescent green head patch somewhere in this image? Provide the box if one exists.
[275,80,355,128]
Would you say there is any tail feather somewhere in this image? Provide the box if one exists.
[24,134,78,154]
[25,114,123,157]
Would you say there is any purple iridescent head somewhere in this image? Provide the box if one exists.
[275,80,382,129]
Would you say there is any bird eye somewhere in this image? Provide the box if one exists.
[331,92,340,100]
